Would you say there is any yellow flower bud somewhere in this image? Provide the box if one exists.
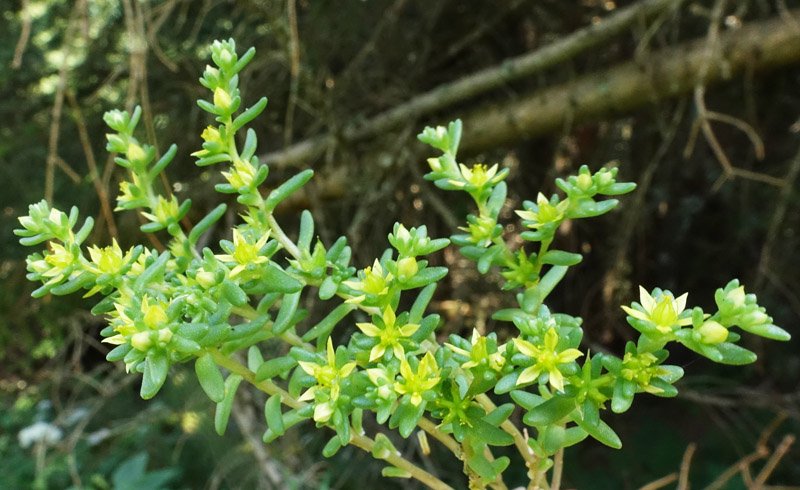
[697,320,728,344]
[158,328,173,344]
[396,257,418,281]
[213,87,232,110]
[126,142,146,163]
[131,331,152,351]
[576,173,593,191]
[195,270,216,289]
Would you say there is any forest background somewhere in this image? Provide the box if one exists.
[1,0,799,488]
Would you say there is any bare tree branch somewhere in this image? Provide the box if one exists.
[261,0,684,168]
[458,11,800,155]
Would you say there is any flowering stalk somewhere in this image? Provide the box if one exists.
[16,39,789,489]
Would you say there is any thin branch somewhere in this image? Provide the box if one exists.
[639,473,678,490]
[756,141,800,289]
[12,0,33,69]
[457,11,800,156]
[210,350,453,490]
[65,90,119,239]
[677,443,696,490]
[753,435,796,489]
[283,0,301,146]
[262,0,683,167]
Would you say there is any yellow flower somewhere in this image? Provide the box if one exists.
[621,286,692,334]
[514,328,583,392]
[215,229,270,278]
[393,353,441,407]
[446,329,505,371]
[356,307,419,362]
[221,158,257,189]
[141,296,169,329]
[451,163,498,188]
[515,193,569,229]
[298,338,357,423]
[87,239,132,275]
[343,260,393,303]
[141,195,180,225]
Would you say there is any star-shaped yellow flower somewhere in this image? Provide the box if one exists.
[514,328,583,392]
[356,307,419,362]
[621,286,692,333]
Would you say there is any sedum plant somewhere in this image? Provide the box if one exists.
[16,40,790,489]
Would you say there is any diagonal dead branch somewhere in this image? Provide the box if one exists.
[261,0,683,168]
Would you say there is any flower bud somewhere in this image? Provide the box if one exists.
[158,328,173,344]
[725,286,746,309]
[195,270,216,289]
[126,142,146,163]
[131,331,152,351]
[396,257,418,281]
[213,87,232,111]
[697,320,728,344]
[576,173,593,191]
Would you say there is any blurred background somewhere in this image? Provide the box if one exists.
[1,0,799,488]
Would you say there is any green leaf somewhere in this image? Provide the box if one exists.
[523,396,575,427]
[148,144,178,177]
[272,291,302,334]
[255,355,297,381]
[537,265,568,302]
[371,433,399,459]
[214,374,243,435]
[715,342,758,365]
[232,97,268,131]
[264,395,285,437]
[486,182,507,218]
[141,352,169,400]
[510,390,543,410]
[261,263,303,293]
[106,344,132,362]
[318,276,338,300]
[302,303,355,342]
[322,435,343,457]
[402,267,448,289]
[611,379,635,413]
[134,251,170,290]
[602,182,637,195]
[188,203,227,244]
[195,354,226,403]
[575,416,621,449]
[247,346,264,372]
[569,199,619,218]
[409,283,437,324]
[390,400,425,438]
[541,250,582,266]
[483,403,515,427]
[494,372,519,394]
[471,418,514,447]
[741,323,791,341]
[221,280,248,306]
[264,169,314,212]
[297,210,315,253]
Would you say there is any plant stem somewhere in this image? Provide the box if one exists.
[209,350,453,490]
[417,416,462,458]
[475,394,540,480]
[550,447,564,490]
[267,213,301,260]
[350,433,454,490]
